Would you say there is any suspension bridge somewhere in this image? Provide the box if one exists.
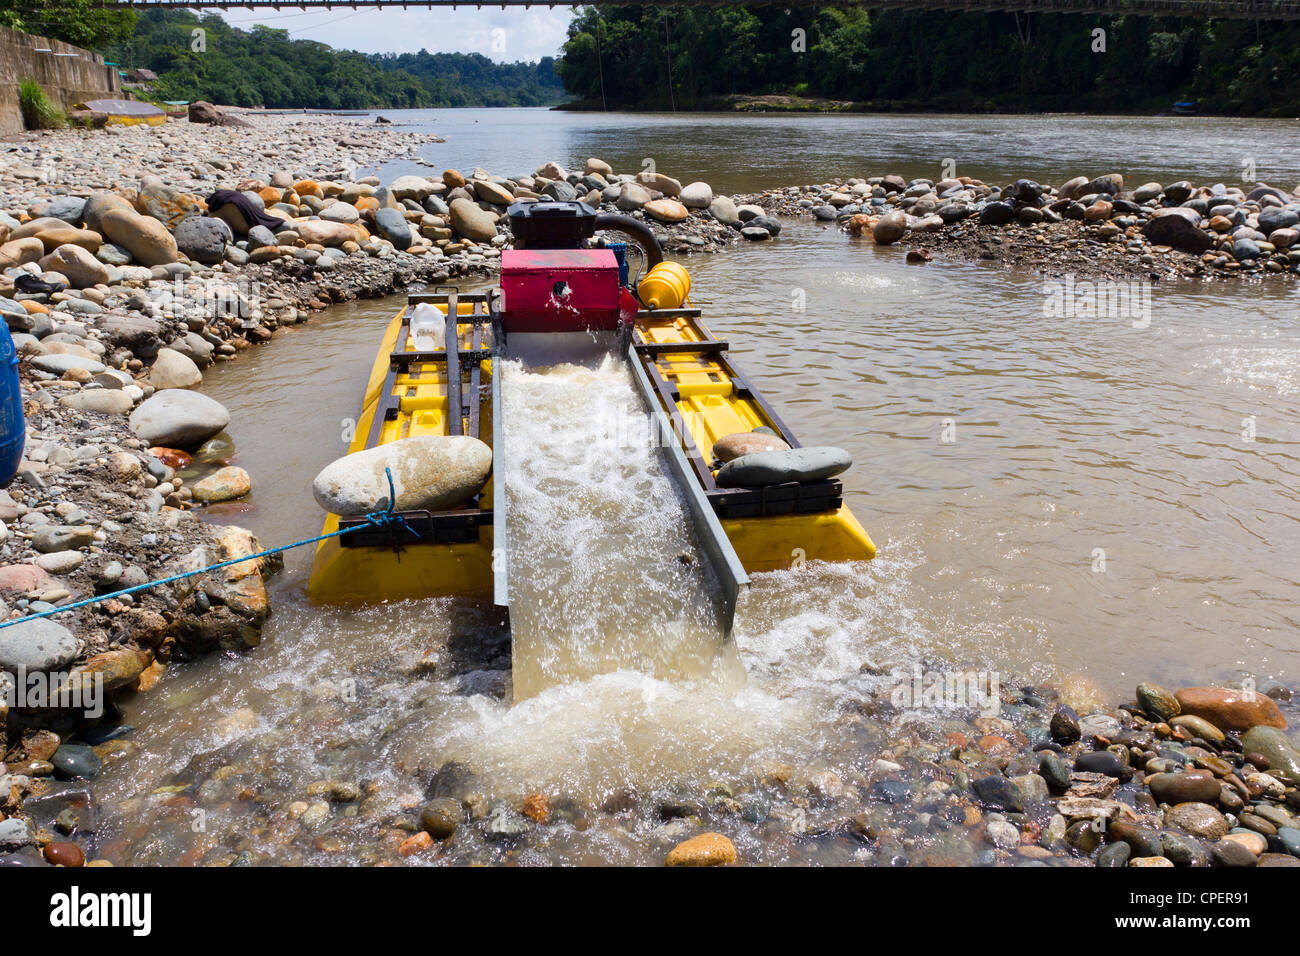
[73,0,1300,19]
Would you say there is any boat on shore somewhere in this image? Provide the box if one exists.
[307,201,875,628]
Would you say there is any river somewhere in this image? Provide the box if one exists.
[88,109,1300,866]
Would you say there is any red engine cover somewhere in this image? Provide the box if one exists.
[500,248,621,333]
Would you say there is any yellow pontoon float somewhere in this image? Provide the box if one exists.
[307,201,875,632]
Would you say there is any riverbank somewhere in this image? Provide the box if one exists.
[738,172,1300,280]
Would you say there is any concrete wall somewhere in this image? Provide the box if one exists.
[0,25,120,135]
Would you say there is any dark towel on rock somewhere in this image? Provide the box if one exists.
[206,189,288,234]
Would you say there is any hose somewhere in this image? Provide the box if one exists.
[594,212,663,270]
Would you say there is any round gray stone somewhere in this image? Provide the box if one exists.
[0,617,79,672]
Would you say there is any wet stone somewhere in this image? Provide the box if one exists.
[1049,704,1081,743]
[420,798,462,839]
[51,744,102,780]
[1166,802,1229,840]
[1075,750,1130,779]
[1161,831,1208,867]
[1097,842,1131,867]
[1137,682,1180,722]
[1147,770,1221,805]
[869,779,913,805]
[972,775,1023,813]
[483,803,532,842]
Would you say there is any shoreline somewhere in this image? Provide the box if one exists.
[737,172,1300,281]
[0,116,1297,867]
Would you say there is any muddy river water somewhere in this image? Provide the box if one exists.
[87,110,1300,865]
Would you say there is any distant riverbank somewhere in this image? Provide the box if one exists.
[555,93,1245,118]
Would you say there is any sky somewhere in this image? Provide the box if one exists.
[212,6,577,63]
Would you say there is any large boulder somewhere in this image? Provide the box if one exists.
[38,195,86,226]
[679,182,713,209]
[1141,209,1213,253]
[30,354,105,376]
[390,175,436,201]
[30,226,101,254]
[188,100,252,128]
[135,175,204,230]
[38,244,110,289]
[61,389,133,415]
[129,389,230,449]
[1174,686,1286,731]
[980,201,1016,225]
[541,180,577,202]
[615,183,652,212]
[82,192,134,235]
[708,195,741,227]
[635,171,682,197]
[373,207,412,249]
[173,215,231,265]
[94,313,162,358]
[1258,207,1299,234]
[297,219,360,247]
[873,211,908,245]
[389,176,436,201]
[10,216,68,241]
[312,435,492,516]
[0,617,79,672]
[449,198,498,244]
[1241,726,1300,786]
[713,431,790,462]
[99,207,179,266]
[715,446,851,487]
[320,202,360,224]
[535,161,567,181]
[473,180,515,206]
[1075,174,1123,197]
[644,199,688,223]
[149,347,203,390]
[0,237,45,270]
[192,466,251,504]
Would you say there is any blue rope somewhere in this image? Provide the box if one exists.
[0,467,414,631]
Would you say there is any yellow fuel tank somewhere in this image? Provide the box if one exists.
[638,261,692,310]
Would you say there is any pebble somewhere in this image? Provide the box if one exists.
[665,832,737,866]
[51,743,101,780]
[1147,770,1222,805]
[419,798,462,839]
[1166,802,1229,840]
[42,841,86,867]
[191,466,252,504]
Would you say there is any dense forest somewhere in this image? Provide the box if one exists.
[6,2,1298,115]
[102,10,565,108]
[3,5,565,109]
[558,6,1300,116]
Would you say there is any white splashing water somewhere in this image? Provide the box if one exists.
[500,353,739,700]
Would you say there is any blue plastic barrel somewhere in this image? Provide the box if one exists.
[0,324,25,487]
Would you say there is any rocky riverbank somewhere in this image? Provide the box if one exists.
[738,173,1300,280]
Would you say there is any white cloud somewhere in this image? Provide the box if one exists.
[213,7,576,63]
